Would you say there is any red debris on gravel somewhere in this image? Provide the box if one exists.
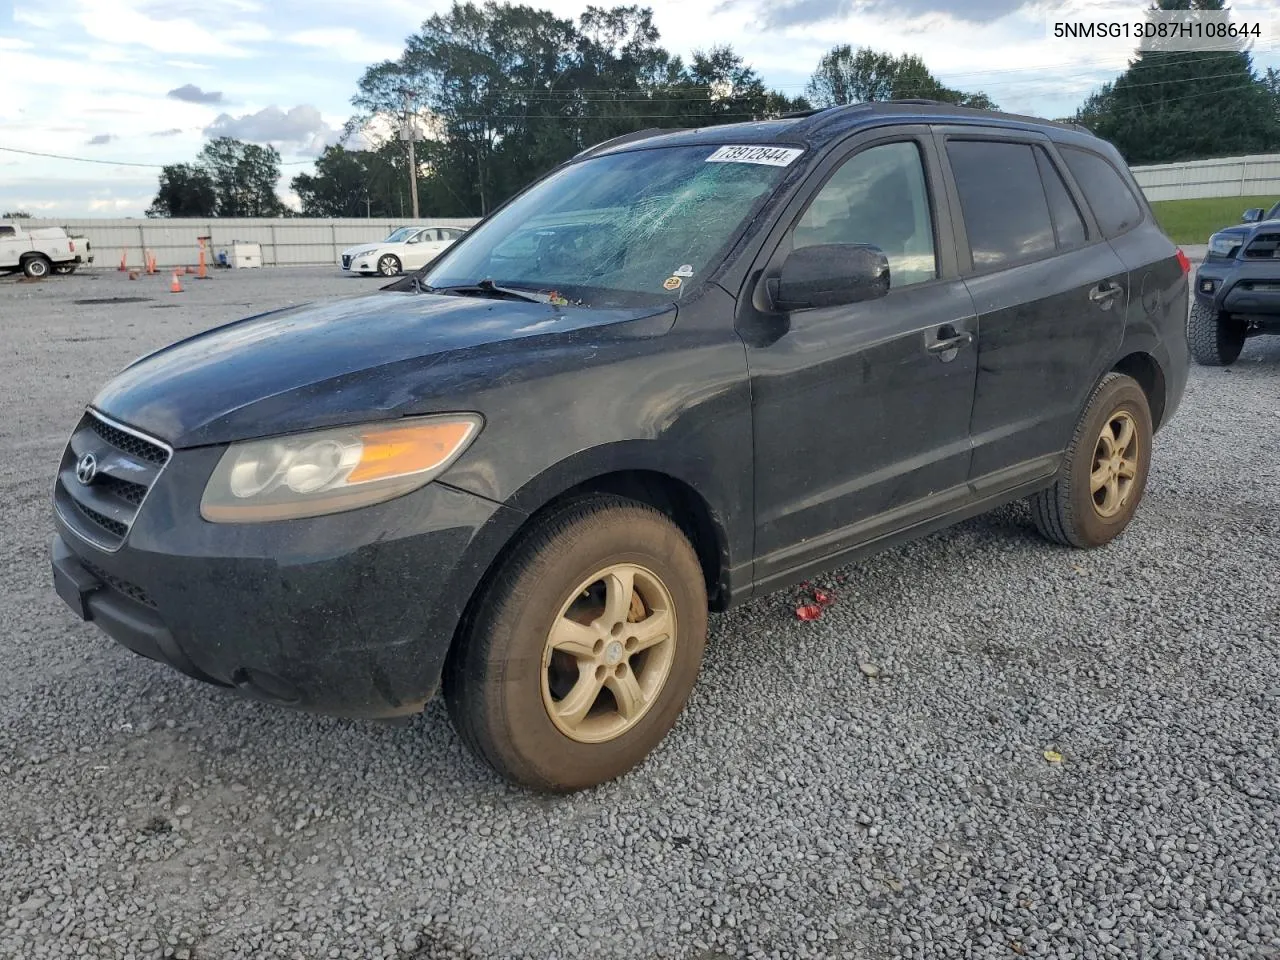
[795,603,823,621]
[813,588,835,606]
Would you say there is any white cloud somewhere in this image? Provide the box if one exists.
[287,28,403,64]
[203,105,341,156]
[13,10,58,30]
[69,0,266,58]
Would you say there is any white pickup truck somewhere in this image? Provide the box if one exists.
[0,222,93,278]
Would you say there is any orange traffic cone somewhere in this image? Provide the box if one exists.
[170,269,183,294]
[196,239,209,279]
[144,250,156,275]
[118,249,128,272]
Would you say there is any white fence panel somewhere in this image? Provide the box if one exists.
[19,217,481,269]
[1130,153,1280,202]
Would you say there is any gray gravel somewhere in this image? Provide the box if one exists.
[2,266,1278,960]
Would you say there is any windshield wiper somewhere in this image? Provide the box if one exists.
[426,279,552,304]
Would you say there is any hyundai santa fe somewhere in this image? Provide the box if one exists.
[50,102,1190,791]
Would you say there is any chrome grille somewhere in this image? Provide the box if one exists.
[88,417,170,466]
[55,410,171,551]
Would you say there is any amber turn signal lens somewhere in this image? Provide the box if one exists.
[348,421,477,484]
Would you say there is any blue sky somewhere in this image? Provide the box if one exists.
[1,0,1276,218]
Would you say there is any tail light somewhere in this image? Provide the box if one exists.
[1175,248,1191,274]
[69,240,76,253]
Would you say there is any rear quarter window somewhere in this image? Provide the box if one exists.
[1060,146,1143,239]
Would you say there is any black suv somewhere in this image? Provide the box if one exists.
[50,103,1189,791]
[1190,200,1280,365]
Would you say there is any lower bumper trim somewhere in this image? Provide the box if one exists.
[51,535,229,687]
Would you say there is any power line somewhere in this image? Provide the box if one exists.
[0,144,318,168]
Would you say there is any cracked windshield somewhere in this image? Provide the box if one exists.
[424,144,801,306]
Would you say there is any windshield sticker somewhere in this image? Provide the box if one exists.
[673,264,694,278]
[705,145,804,167]
[663,276,683,291]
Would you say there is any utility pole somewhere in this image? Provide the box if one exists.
[398,87,420,221]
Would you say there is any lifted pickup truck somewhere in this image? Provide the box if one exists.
[1190,201,1280,365]
[0,222,93,278]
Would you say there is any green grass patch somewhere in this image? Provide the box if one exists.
[1149,195,1277,245]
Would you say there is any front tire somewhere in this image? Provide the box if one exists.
[22,256,51,279]
[444,495,708,792]
[1030,372,1153,549]
[376,254,401,277]
[1188,300,1245,366]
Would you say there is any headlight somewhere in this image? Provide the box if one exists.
[200,415,482,523]
[1208,233,1238,257]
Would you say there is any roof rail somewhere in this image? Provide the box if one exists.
[573,128,671,161]
[780,107,828,119]
[885,98,950,106]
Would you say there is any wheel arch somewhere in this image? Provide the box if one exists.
[440,462,736,713]
[453,446,738,623]
[551,469,730,609]
[1111,350,1167,431]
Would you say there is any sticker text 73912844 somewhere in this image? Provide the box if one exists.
[705,145,804,167]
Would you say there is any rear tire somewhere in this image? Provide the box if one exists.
[1030,372,1152,549]
[444,495,708,792]
[1188,300,1245,366]
[22,256,51,279]
[377,254,401,277]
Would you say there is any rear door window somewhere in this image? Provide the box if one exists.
[1036,149,1087,249]
[1059,146,1142,238]
[947,140,1055,270]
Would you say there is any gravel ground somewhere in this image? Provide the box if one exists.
[1,266,1278,960]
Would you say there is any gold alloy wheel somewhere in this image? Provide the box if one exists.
[541,563,677,744]
[1090,410,1140,518]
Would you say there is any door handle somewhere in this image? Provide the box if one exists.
[926,325,974,356]
[1089,281,1123,306]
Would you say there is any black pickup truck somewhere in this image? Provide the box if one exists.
[1190,200,1280,365]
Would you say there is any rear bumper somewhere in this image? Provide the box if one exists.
[51,470,525,719]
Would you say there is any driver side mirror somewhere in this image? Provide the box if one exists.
[1241,208,1263,223]
[770,243,890,312]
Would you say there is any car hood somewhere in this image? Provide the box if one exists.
[94,292,675,448]
[1213,219,1280,239]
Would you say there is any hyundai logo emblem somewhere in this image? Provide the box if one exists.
[75,453,98,485]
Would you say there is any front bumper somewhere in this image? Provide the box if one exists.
[339,254,376,274]
[51,450,524,718]
[1195,259,1280,317]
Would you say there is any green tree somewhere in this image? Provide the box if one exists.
[1073,0,1280,163]
[351,2,805,217]
[805,45,996,109]
[199,138,286,217]
[2,210,32,218]
[146,163,217,217]
[147,139,283,217]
